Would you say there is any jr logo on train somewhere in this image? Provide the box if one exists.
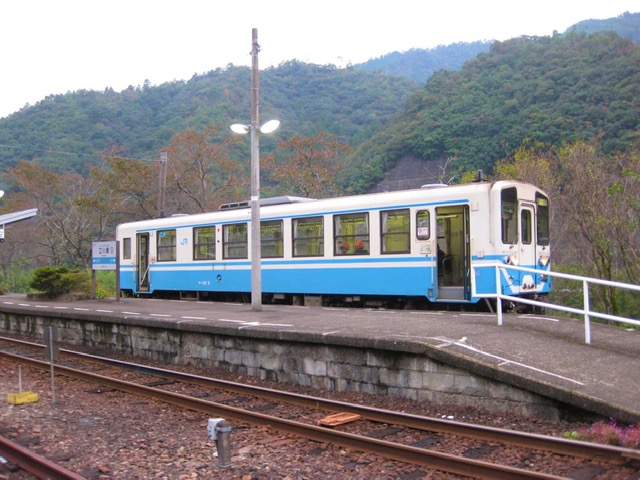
[116,180,551,309]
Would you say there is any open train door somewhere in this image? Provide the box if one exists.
[435,205,470,301]
[137,233,150,292]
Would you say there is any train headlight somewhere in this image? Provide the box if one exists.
[538,254,550,267]
[504,254,519,265]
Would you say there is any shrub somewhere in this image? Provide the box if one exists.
[567,420,640,449]
[29,266,90,299]
[95,270,116,298]
[95,282,111,299]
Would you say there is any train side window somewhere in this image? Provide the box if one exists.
[416,210,430,240]
[157,229,176,261]
[293,216,324,257]
[521,210,532,245]
[334,212,369,255]
[381,209,410,253]
[536,193,550,246]
[501,187,518,244]
[223,223,248,259]
[122,238,131,260]
[193,226,216,260]
[261,220,283,258]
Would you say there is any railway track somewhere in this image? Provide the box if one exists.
[1,336,638,479]
[0,435,84,480]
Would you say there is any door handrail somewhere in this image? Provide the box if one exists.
[139,262,150,291]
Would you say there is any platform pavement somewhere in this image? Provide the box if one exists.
[1,294,638,423]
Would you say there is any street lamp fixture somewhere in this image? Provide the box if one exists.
[230,124,249,134]
[230,119,280,135]
[230,28,280,312]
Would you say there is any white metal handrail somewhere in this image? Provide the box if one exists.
[471,263,640,344]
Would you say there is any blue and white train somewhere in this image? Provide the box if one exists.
[116,180,551,308]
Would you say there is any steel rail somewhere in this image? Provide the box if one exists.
[91,355,636,462]
[1,336,636,464]
[1,350,566,480]
[0,435,85,480]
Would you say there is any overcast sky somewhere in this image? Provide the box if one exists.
[1,0,639,118]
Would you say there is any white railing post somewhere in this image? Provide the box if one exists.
[583,279,591,344]
[496,265,503,325]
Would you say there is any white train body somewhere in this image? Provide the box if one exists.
[116,180,551,306]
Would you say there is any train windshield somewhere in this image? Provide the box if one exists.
[536,193,550,246]
[500,187,518,244]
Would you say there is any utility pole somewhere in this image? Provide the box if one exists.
[250,28,262,311]
[158,151,167,218]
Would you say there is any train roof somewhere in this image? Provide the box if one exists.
[117,180,544,231]
[219,196,315,211]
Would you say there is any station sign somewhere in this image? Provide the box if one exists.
[92,241,117,270]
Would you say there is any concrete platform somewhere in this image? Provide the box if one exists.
[1,294,638,423]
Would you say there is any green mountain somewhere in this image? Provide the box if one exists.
[568,11,640,42]
[344,30,640,190]
[0,63,418,176]
[0,11,639,194]
[355,41,492,83]
[353,12,640,83]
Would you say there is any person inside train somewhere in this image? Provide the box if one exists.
[438,245,452,275]
[354,239,368,254]
[438,245,446,270]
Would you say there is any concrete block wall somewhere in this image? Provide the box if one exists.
[0,311,560,419]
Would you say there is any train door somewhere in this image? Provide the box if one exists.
[436,205,470,301]
[137,233,150,292]
[519,203,536,268]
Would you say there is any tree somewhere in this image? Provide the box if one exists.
[556,140,640,314]
[164,125,245,213]
[4,161,112,268]
[1,127,250,271]
[495,137,640,315]
[0,221,35,292]
[262,132,352,198]
[494,139,567,260]
[92,150,159,221]
[29,265,90,298]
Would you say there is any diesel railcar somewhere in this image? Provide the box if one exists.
[116,180,551,308]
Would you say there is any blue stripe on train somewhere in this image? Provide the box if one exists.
[119,259,550,300]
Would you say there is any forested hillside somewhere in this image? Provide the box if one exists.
[355,41,491,83]
[569,10,640,41]
[0,11,638,193]
[358,12,640,83]
[0,62,418,177]
[345,31,640,190]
